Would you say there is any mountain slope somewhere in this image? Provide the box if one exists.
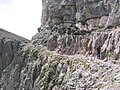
[0,44,120,90]
[0,0,120,90]
[0,28,30,77]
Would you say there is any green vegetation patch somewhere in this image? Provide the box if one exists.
[82,59,90,70]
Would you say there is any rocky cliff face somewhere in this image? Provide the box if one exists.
[0,44,120,90]
[0,0,120,90]
[41,0,120,30]
[33,0,120,60]
[0,28,30,77]
[33,30,120,60]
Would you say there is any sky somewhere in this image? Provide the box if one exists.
[0,0,42,39]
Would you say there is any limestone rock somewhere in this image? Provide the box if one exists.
[33,0,120,60]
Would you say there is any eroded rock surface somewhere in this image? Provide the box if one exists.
[33,0,120,60]
[0,0,120,90]
[0,45,120,90]
[41,0,120,30]
[0,28,30,77]
[33,29,120,60]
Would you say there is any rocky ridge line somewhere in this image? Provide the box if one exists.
[0,28,30,77]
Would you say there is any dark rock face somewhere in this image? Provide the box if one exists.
[0,28,30,77]
[0,45,120,90]
[41,0,120,30]
[33,0,120,60]
[0,38,20,77]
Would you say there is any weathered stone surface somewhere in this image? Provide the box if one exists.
[0,28,30,77]
[33,28,120,60]
[0,0,120,90]
[0,45,120,90]
[33,0,120,60]
[41,0,120,30]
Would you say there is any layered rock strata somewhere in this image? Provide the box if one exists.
[33,0,120,60]
[41,0,120,30]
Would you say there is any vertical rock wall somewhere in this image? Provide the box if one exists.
[41,0,120,30]
[33,0,120,60]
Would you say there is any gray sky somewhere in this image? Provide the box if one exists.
[0,0,42,39]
